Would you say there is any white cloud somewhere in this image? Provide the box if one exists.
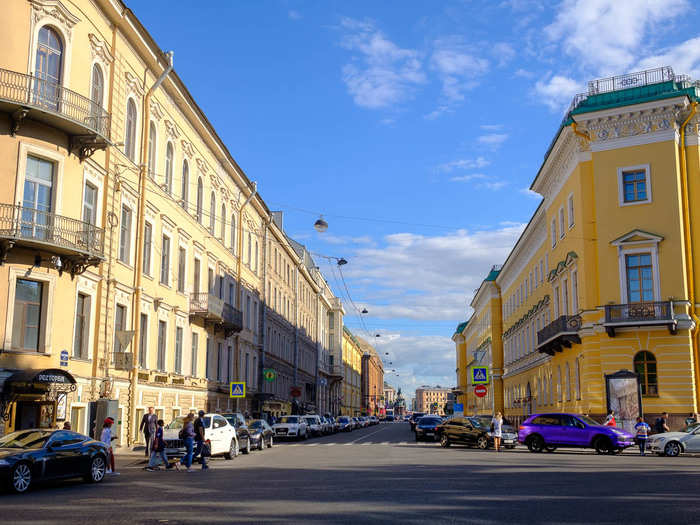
[340,18,426,109]
[492,42,516,66]
[520,187,542,199]
[480,124,503,131]
[477,180,507,190]
[533,74,582,111]
[288,10,301,20]
[430,37,490,103]
[514,68,535,78]
[450,173,506,190]
[477,133,509,148]
[424,105,452,120]
[436,157,490,172]
[449,173,488,182]
[546,0,688,74]
[635,37,700,79]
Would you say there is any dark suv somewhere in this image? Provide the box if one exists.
[518,413,634,454]
[437,417,490,449]
[222,413,251,454]
[409,412,425,432]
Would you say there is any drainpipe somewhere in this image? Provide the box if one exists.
[678,101,700,410]
[127,51,174,446]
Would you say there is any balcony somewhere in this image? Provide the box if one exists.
[536,315,582,356]
[189,292,243,336]
[604,301,677,337]
[0,68,111,161]
[0,203,104,276]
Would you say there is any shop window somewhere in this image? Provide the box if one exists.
[634,351,658,396]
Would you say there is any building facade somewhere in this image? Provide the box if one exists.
[454,67,700,431]
[361,344,384,416]
[341,327,363,416]
[414,386,451,415]
[384,383,396,408]
[0,0,344,442]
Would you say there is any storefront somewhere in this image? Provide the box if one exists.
[0,368,77,434]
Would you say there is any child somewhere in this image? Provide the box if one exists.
[146,419,178,471]
[100,417,119,475]
[634,416,651,456]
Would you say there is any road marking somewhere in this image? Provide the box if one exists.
[323,443,335,446]
[361,442,372,446]
[350,426,391,444]
[380,441,389,445]
[343,443,353,446]
[307,443,318,447]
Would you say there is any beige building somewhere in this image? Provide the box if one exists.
[415,386,451,415]
[383,383,396,408]
[341,327,363,416]
[0,0,344,442]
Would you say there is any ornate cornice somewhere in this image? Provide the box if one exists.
[150,100,164,121]
[124,71,144,98]
[196,157,209,174]
[30,0,80,40]
[180,139,194,158]
[88,33,113,64]
[164,119,180,140]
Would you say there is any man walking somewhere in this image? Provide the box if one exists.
[193,410,209,470]
[140,407,158,457]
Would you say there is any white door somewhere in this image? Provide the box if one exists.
[684,428,700,452]
[211,415,229,454]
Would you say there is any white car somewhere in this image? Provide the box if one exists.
[647,423,700,456]
[163,413,239,459]
[272,415,308,440]
[303,415,323,436]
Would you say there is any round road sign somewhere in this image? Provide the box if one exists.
[474,385,488,398]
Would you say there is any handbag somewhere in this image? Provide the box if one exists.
[201,441,211,457]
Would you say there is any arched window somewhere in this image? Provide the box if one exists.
[634,351,658,396]
[255,241,259,272]
[230,214,236,254]
[220,203,226,240]
[124,99,138,161]
[247,232,252,266]
[165,142,174,194]
[91,64,104,110]
[35,26,63,110]
[575,358,581,400]
[565,362,571,401]
[209,192,216,233]
[196,177,203,223]
[181,160,189,209]
[147,122,157,179]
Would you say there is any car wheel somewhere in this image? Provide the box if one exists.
[242,439,250,454]
[545,445,557,453]
[664,441,682,457]
[440,434,451,448]
[223,439,236,460]
[85,455,106,483]
[477,436,489,450]
[594,437,613,455]
[527,435,544,453]
[11,462,32,493]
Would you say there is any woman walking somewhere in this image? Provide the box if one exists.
[146,419,179,471]
[491,412,503,452]
[181,414,196,472]
[634,416,651,456]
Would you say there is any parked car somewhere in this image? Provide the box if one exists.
[467,416,518,449]
[437,417,491,449]
[222,412,251,454]
[369,416,379,425]
[409,412,425,431]
[0,429,109,493]
[415,415,444,442]
[385,415,395,422]
[647,422,700,456]
[352,417,361,429]
[247,419,274,450]
[518,413,635,454]
[359,417,369,428]
[326,417,339,433]
[164,413,239,459]
[337,416,353,432]
[272,416,308,440]
[303,415,324,436]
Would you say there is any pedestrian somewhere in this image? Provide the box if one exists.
[604,410,616,427]
[100,417,118,475]
[139,407,158,457]
[62,421,71,430]
[491,412,503,452]
[684,413,698,428]
[634,416,651,456]
[654,412,670,434]
[146,419,178,471]
[179,413,196,472]
[193,410,209,470]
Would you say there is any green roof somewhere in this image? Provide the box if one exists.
[485,268,500,281]
[453,321,468,337]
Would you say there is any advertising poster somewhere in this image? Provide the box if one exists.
[606,371,641,434]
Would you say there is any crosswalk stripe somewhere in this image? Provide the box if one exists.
[307,443,318,447]
[361,442,372,446]
[343,443,353,446]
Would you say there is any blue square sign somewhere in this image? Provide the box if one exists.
[471,367,489,385]
[230,382,246,398]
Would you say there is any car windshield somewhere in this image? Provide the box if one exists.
[502,425,515,433]
[166,417,185,429]
[280,416,298,424]
[248,420,263,429]
[338,417,349,423]
[420,418,442,425]
[0,429,53,449]
[468,418,487,429]
[575,415,601,426]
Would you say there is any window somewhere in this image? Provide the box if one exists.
[625,253,654,302]
[208,268,214,294]
[230,214,236,253]
[91,63,104,109]
[193,259,201,294]
[634,351,658,396]
[206,337,211,379]
[177,247,186,293]
[12,278,46,351]
[147,122,157,178]
[139,313,148,368]
[565,362,571,401]
[571,270,578,313]
[554,286,560,318]
[557,366,562,402]
[165,143,174,194]
[540,260,544,284]
[227,345,233,383]
[229,283,234,305]
[181,160,189,209]
[196,178,203,223]
[35,26,62,110]
[119,205,131,264]
[551,219,557,248]
[246,295,251,329]
[142,222,152,275]
[220,203,226,240]
[562,278,569,316]
[160,235,170,285]
[559,207,565,239]
[113,304,126,356]
[247,232,252,266]
[217,342,223,382]
[23,155,54,240]
[191,333,198,377]
[73,293,90,359]
[82,182,98,226]
[575,358,581,400]
[568,194,574,228]
[157,320,167,371]
[125,99,138,161]
[254,241,259,272]
[175,327,183,374]
[619,166,651,205]
[209,192,216,234]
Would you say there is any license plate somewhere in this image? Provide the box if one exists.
[504,439,514,444]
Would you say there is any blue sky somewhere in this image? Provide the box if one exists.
[131,0,700,402]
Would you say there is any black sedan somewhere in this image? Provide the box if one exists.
[0,429,109,493]
[437,417,491,449]
[247,420,274,450]
[415,416,444,442]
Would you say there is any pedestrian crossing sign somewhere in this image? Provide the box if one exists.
[230,382,246,398]
[471,366,489,385]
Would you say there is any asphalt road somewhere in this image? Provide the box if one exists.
[2,422,700,524]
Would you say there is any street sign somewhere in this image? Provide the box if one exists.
[60,350,69,367]
[114,352,133,371]
[263,368,277,382]
[471,366,489,385]
[474,385,488,398]
[290,386,302,397]
[230,382,246,398]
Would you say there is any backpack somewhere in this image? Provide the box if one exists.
[654,417,664,433]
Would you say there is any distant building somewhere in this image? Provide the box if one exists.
[415,386,452,415]
[384,383,396,407]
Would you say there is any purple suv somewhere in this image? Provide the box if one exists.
[518,413,635,454]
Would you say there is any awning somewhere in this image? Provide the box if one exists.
[2,368,77,394]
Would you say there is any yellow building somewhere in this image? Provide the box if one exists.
[0,0,344,442]
[341,327,363,416]
[414,387,451,415]
[455,66,700,431]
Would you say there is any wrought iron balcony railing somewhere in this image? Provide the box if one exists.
[537,314,582,355]
[0,68,111,159]
[604,301,677,336]
[0,203,104,274]
[190,292,243,336]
